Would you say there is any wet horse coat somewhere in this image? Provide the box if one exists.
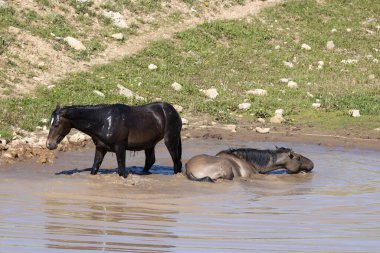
[185,147,314,182]
[46,102,182,178]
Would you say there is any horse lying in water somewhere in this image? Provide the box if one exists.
[46,102,182,178]
[185,147,314,182]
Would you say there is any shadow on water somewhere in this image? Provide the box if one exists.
[55,165,174,176]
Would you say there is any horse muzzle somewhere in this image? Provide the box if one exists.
[46,141,58,150]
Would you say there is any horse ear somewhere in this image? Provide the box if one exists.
[59,108,71,118]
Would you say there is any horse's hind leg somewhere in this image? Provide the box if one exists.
[91,147,107,175]
[165,136,182,174]
[142,147,155,174]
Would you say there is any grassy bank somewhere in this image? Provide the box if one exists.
[1,0,379,139]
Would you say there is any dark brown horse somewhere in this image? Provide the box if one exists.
[46,102,182,178]
[185,147,314,182]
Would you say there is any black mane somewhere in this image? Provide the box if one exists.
[56,104,123,120]
[217,147,291,167]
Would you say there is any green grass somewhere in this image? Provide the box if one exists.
[0,0,379,139]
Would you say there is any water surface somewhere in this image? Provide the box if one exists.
[1,139,379,252]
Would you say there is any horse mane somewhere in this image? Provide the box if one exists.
[218,147,291,167]
[56,104,122,119]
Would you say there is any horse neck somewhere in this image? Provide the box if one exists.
[232,150,283,174]
[65,107,105,135]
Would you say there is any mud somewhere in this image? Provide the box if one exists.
[1,138,379,252]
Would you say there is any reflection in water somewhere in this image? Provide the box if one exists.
[0,139,380,252]
[44,198,178,252]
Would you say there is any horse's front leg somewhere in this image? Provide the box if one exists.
[91,147,107,175]
[115,145,129,178]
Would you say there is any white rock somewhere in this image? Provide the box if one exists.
[111,33,124,40]
[275,109,284,116]
[238,102,251,110]
[275,45,281,50]
[173,104,183,113]
[135,95,145,101]
[40,118,48,124]
[246,89,267,96]
[148,64,157,70]
[64,36,86,51]
[257,118,266,124]
[117,84,133,98]
[283,61,294,68]
[287,80,298,89]
[223,124,236,133]
[280,78,289,83]
[316,99,321,103]
[0,0,7,7]
[301,43,311,50]
[368,74,375,80]
[47,85,55,90]
[93,90,105,97]
[326,40,335,50]
[341,59,358,65]
[201,88,218,99]
[307,92,314,98]
[0,138,8,150]
[270,115,285,124]
[331,28,337,33]
[374,127,380,131]
[171,82,182,91]
[69,133,90,144]
[373,59,379,64]
[349,109,360,117]
[317,61,324,69]
[312,103,321,108]
[181,118,189,125]
[346,28,352,32]
[255,127,270,134]
[102,10,128,28]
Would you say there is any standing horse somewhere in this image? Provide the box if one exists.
[46,102,182,178]
[185,147,314,182]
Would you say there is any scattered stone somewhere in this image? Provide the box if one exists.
[312,103,321,108]
[117,84,133,98]
[222,124,236,133]
[257,118,266,124]
[275,45,281,50]
[153,97,162,102]
[283,61,294,68]
[317,61,324,69]
[349,109,360,117]
[374,127,380,131]
[111,33,124,40]
[64,36,86,51]
[173,104,183,113]
[69,133,91,145]
[316,99,321,103]
[275,109,284,116]
[331,28,337,33]
[201,88,218,99]
[326,40,335,50]
[181,118,189,125]
[368,74,375,80]
[270,115,285,124]
[0,138,7,150]
[0,0,6,8]
[102,10,128,28]
[47,85,55,90]
[287,80,298,89]
[171,82,182,91]
[307,92,314,98]
[255,127,270,134]
[301,43,311,50]
[373,59,379,64]
[40,118,48,124]
[148,64,157,70]
[280,78,289,83]
[246,89,267,96]
[238,102,251,110]
[93,90,105,97]
[346,28,352,32]
[341,59,358,65]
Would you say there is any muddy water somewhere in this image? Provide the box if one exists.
[1,139,379,252]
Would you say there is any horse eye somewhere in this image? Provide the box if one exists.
[289,153,294,159]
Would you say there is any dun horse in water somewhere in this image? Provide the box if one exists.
[185,147,314,182]
[46,102,182,178]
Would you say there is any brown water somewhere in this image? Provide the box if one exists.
[1,138,379,252]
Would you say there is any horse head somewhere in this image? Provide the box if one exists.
[275,147,314,174]
[46,106,72,150]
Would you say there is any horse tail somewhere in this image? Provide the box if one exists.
[186,171,215,183]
